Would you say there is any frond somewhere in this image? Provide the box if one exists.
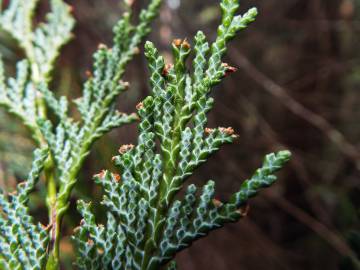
[37,0,162,223]
[73,1,291,269]
[0,148,49,270]
[0,0,75,143]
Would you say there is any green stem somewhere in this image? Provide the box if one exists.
[27,38,63,269]
[45,144,92,270]
[45,158,57,216]
[45,209,62,270]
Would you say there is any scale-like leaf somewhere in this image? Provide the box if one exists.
[0,148,49,270]
[73,1,291,269]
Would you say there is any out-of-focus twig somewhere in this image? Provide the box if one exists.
[265,192,356,259]
[224,143,354,259]
[228,94,333,225]
[229,49,360,169]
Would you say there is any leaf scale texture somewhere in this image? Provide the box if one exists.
[0,149,49,270]
[73,1,291,269]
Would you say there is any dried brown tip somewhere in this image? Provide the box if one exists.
[68,5,74,13]
[112,173,121,183]
[222,63,238,77]
[85,70,92,78]
[119,144,135,154]
[205,128,215,134]
[172,38,191,49]
[120,80,130,89]
[87,239,94,246]
[162,63,173,77]
[219,127,235,136]
[136,102,144,110]
[172,39,183,47]
[94,170,106,179]
[98,43,108,50]
[97,248,104,255]
[237,204,250,217]
[182,38,191,50]
[212,198,223,208]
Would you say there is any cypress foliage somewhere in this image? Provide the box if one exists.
[0,0,162,268]
[0,148,49,270]
[0,0,290,268]
[73,1,291,269]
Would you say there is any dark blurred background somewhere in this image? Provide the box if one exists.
[1,0,360,269]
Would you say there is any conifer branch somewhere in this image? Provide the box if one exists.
[37,1,162,268]
[0,0,291,268]
[73,1,291,269]
[0,148,49,270]
[0,0,163,268]
[0,1,75,182]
